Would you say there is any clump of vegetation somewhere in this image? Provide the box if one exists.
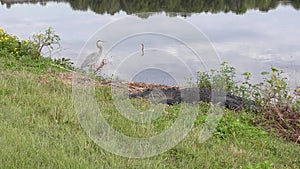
[31,27,61,57]
[197,62,238,94]
[0,27,73,71]
[0,27,39,59]
[197,62,300,143]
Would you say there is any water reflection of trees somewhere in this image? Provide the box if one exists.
[1,0,299,16]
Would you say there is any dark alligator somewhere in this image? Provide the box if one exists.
[129,87,260,112]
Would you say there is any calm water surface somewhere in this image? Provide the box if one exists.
[1,1,299,88]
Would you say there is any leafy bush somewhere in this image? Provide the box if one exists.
[0,27,39,59]
[31,27,61,57]
[0,27,72,71]
[197,62,238,94]
[197,62,299,111]
[197,62,300,143]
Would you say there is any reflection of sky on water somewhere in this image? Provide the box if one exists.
[186,5,300,87]
[78,15,219,86]
[0,3,299,88]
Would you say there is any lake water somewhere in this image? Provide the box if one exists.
[1,0,300,88]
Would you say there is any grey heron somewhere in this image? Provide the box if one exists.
[80,40,104,70]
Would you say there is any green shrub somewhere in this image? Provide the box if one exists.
[0,27,39,59]
[31,27,61,57]
[197,62,298,112]
[0,27,72,72]
[197,62,238,94]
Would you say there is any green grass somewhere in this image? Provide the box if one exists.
[0,58,299,169]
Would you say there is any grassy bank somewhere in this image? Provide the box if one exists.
[0,28,299,168]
